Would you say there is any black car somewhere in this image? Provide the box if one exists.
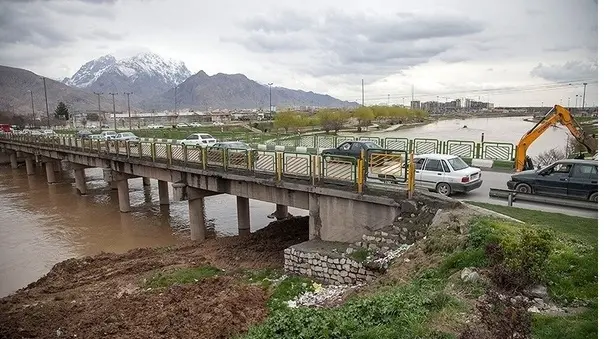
[76,130,92,139]
[507,159,598,202]
[321,141,386,159]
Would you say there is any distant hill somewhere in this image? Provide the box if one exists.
[0,65,117,117]
[143,71,358,110]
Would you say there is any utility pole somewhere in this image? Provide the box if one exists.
[42,77,50,128]
[387,94,390,106]
[268,83,273,112]
[124,92,133,130]
[567,97,571,107]
[93,92,103,128]
[109,92,117,129]
[29,90,35,127]
[575,94,579,109]
[411,84,414,102]
[361,79,365,106]
[173,86,177,114]
[582,82,587,109]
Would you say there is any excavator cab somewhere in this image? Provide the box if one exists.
[523,156,534,171]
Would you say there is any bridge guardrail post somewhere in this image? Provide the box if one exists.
[183,145,189,165]
[201,147,207,170]
[276,152,283,182]
[126,141,131,158]
[222,148,227,170]
[357,150,365,193]
[151,143,156,162]
[167,144,173,165]
[407,152,415,199]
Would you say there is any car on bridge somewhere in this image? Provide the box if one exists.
[100,131,117,140]
[176,123,189,128]
[211,141,259,166]
[413,154,482,196]
[507,159,598,202]
[76,130,92,139]
[114,132,140,144]
[179,133,217,147]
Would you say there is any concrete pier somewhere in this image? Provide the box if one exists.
[25,158,35,175]
[275,204,289,220]
[117,180,130,213]
[237,196,251,236]
[158,180,170,205]
[53,161,62,173]
[110,181,118,190]
[45,162,56,184]
[73,168,87,195]
[142,177,151,187]
[9,153,17,169]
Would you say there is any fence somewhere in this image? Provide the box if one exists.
[0,134,414,195]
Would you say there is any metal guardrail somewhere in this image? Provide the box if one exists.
[489,188,598,210]
[0,134,417,195]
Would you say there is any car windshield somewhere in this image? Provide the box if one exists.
[447,157,469,171]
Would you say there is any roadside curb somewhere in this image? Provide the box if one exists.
[461,202,525,224]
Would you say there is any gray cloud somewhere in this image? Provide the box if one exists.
[0,4,75,47]
[530,61,598,82]
[225,10,484,78]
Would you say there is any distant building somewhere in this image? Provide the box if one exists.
[465,99,494,109]
[410,100,421,110]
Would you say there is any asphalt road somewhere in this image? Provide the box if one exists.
[457,171,598,219]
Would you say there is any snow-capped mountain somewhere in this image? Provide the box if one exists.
[63,52,191,100]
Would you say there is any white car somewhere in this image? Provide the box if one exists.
[147,124,164,129]
[212,121,225,126]
[100,131,117,140]
[176,123,189,128]
[413,154,482,196]
[179,133,217,146]
[42,129,56,136]
[114,132,139,143]
[189,122,203,127]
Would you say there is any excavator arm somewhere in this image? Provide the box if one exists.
[514,105,598,172]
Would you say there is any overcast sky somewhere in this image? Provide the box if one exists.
[0,0,598,106]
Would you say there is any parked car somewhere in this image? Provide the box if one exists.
[76,130,92,139]
[176,123,189,128]
[179,133,217,146]
[189,122,203,127]
[212,121,225,126]
[42,129,56,136]
[322,141,385,159]
[114,132,140,144]
[100,131,117,140]
[507,159,598,202]
[413,154,482,196]
[211,141,259,166]
[89,134,103,140]
[147,124,164,129]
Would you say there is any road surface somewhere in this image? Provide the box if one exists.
[458,171,598,219]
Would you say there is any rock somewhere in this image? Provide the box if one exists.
[460,268,480,283]
[397,216,403,221]
[533,298,545,309]
[345,247,354,254]
[528,306,540,313]
[368,243,378,250]
[402,228,408,233]
[525,285,548,299]
[400,200,418,213]
[404,258,410,263]
[381,231,389,237]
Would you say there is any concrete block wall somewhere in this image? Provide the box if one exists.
[283,246,378,285]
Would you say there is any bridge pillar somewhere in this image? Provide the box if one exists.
[117,179,130,213]
[237,196,251,236]
[187,187,210,241]
[53,161,62,173]
[158,180,170,205]
[25,158,35,175]
[275,204,289,220]
[44,161,56,184]
[142,177,151,187]
[73,168,87,195]
[9,153,17,169]
[110,181,118,190]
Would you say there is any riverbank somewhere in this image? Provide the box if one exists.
[0,203,596,338]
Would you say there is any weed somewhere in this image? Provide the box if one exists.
[532,307,597,339]
[349,248,370,262]
[144,265,222,288]
[267,276,315,312]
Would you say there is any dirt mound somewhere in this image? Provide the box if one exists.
[0,217,309,339]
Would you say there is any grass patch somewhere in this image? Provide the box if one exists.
[267,276,316,313]
[144,265,223,288]
[492,159,514,169]
[466,202,597,244]
[532,308,598,339]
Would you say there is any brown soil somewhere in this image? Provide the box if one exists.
[0,217,309,339]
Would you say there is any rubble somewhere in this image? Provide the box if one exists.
[287,283,363,308]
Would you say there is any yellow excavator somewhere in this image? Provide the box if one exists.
[515,105,598,172]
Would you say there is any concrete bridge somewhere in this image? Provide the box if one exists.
[0,135,413,243]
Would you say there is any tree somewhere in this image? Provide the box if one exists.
[274,111,300,133]
[54,101,69,120]
[316,109,349,133]
[352,106,375,130]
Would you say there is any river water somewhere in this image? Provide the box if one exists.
[0,116,573,297]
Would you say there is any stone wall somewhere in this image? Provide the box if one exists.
[283,243,378,285]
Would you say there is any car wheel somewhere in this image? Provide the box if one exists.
[436,182,452,196]
[515,183,532,194]
[589,192,597,202]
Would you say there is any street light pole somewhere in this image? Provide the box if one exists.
[124,92,133,130]
[109,92,117,129]
[268,83,273,112]
[29,90,35,127]
[42,77,50,128]
[582,82,587,109]
[575,94,579,109]
[93,92,103,128]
